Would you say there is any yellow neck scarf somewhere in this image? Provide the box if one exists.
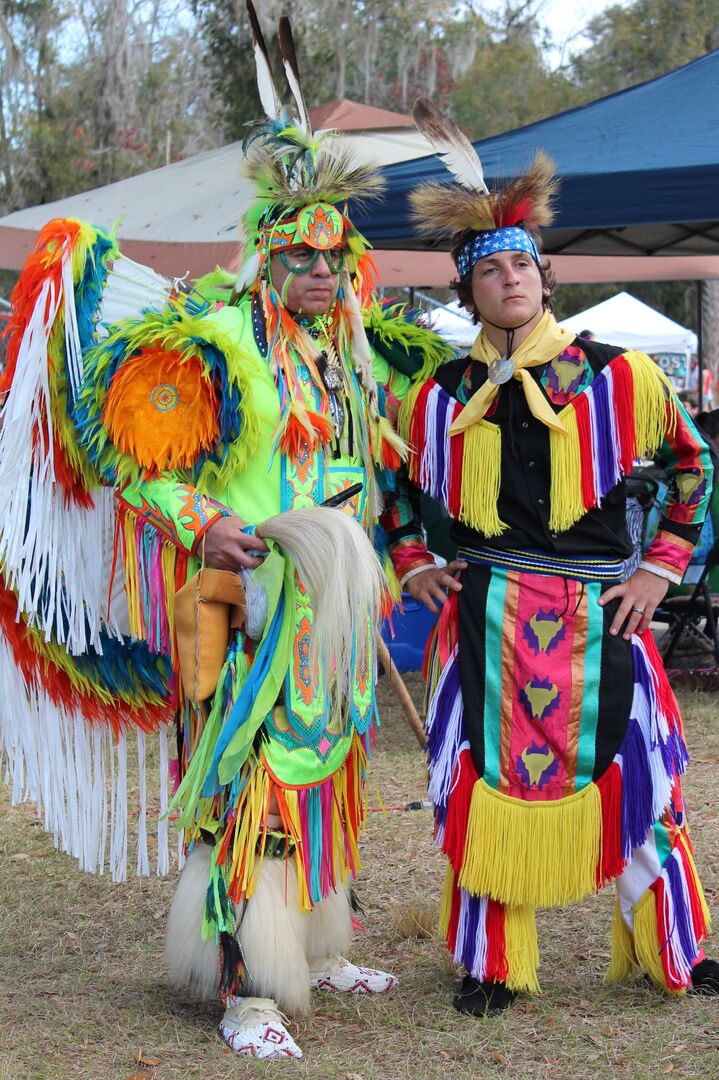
[449,310,576,436]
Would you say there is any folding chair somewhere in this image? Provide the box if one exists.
[658,538,719,666]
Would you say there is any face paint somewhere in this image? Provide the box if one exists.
[281,269,296,306]
[278,247,346,275]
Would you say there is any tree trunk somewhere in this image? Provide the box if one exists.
[701,279,719,406]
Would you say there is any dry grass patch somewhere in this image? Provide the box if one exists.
[0,674,717,1079]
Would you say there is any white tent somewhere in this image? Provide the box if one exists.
[427,299,478,349]
[560,291,697,356]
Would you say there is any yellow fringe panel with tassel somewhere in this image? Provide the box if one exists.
[457,778,602,908]
[606,899,639,985]
[505,905,541,994]
[632,890,685,996]
[459,420,506,538]
[548,405,584,533]
[625,349,678,448]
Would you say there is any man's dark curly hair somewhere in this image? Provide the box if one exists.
[449,225,556,324]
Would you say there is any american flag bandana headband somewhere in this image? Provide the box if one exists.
[456,226,540,277]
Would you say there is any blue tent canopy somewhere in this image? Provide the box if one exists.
[353,50,719,257]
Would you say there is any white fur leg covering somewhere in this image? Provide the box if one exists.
[165,844,219,998]
[238,858,311,1016]
[306,887,352,965]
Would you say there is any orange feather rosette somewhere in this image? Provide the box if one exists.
[102,345,220,473]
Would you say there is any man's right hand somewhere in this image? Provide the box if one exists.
[202,515,269,571]
[404,559,467,615]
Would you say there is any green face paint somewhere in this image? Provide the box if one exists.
[278,247,346,275]
[281,268,296,306]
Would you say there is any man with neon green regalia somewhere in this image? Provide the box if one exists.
[105,11,459,1059]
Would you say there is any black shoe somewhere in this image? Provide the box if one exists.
[690,958,719,996]
[452,974,517,1016]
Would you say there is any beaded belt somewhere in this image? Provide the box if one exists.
[457,544,625,583]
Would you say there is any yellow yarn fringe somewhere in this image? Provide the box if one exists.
[549,349,675,533]
[632,890,685,996]
[606,899,639,984]
[459,420,506,538]
[396,379,424,447]
[548,406,584,533]
[438,862,455,940]
[625,349,678,448]
[505,905,541,994]
[457,778,602,908]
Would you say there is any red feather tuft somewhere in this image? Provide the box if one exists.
[495,196,534,228]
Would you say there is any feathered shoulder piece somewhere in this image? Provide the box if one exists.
[410,97,558,241]
[363,300,456,381]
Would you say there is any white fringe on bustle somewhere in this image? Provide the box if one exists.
[0,637,178,881]
[0,244,121,655]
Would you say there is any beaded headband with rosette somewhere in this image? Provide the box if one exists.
[409,97,559,278]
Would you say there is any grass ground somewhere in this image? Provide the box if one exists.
[0,675,717,1080]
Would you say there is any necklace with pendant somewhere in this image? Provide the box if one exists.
[317,340,347,446]
[297,313,351,452]
[488,355,516,385]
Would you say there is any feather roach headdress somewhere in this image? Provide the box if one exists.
[409,97,558,274]
[237,2,384,291]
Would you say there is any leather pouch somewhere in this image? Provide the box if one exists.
[174,567,246,705]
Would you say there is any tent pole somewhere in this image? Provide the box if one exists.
[697,280,704,411]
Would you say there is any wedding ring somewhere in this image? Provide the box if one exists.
[631,606,645,615]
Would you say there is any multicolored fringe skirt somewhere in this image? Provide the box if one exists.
[175,619,373,916]
[426,548,709,994]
